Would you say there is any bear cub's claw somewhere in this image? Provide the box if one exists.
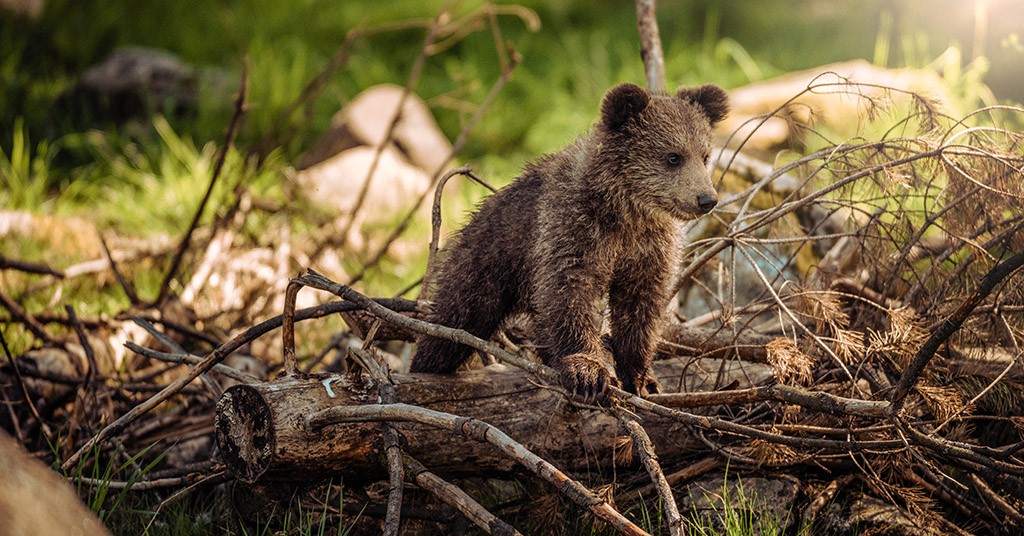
[620,369,662,397]
[556,352,620,402]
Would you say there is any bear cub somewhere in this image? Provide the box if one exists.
[411,82,728,399]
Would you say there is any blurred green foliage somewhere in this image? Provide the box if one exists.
[4,0,1018,177]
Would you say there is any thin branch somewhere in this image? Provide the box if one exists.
[282,277,301,375]
[99,233,140,305]
[297,271,550,379]
[420,165,495,299]
[0,289,51,343]
[0,254,63,278]
[156,61,248,306]
[614,409,682,536]
[383,428,406,536]
[353,338,405,536]
[0,327,52,440]
[648,384,887,417]
[404,455,521,536]
[124,342,259,385]
[64,305,98,391]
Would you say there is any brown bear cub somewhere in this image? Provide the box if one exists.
[411,82,728,399]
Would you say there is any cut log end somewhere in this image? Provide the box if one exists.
[216,385,275,483]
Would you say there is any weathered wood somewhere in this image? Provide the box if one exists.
[215,357,772,483]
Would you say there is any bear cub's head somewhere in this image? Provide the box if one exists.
[597,82,729,221]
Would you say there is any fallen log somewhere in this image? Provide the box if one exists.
[215,357,772,483]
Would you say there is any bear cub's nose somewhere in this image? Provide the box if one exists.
[696,193,718,214]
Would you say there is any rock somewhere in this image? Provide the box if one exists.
[722,59,953,150]
[294,85,454,267]
[0,429,110,536]
[295,144,433,257]
[299,84,452,172]
[65,47,198,123]
[298,145,431,216]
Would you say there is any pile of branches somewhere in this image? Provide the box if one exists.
[2,7,1024,536]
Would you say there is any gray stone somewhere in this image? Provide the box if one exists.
[69,47,198,122]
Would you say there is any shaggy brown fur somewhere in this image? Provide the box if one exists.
[411,82,729,399]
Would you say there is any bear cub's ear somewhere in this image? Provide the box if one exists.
[677,84,729,124]
[601,83,651,131]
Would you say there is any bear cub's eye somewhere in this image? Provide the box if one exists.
[666,153,684,167]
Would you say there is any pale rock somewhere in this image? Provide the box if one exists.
[299,83,452,172]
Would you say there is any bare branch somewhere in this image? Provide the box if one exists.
[404,455,521,536]
[615,409,682,535]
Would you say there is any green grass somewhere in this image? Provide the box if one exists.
[64,444,360,536]
[685,473,794,536]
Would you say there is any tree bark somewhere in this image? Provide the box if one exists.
[215,357,772,483]
[634,0,666,91]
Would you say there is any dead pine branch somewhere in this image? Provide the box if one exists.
[353,341,405,536]
[0,254,64,278]
[421,165,495,299]
[382,426,405,536]
[124,342,259,386]
[0,328,52,441]
[0,289,52,343]
[298,270,549,378]
[99,233,141,305]
[889,249,1024,414]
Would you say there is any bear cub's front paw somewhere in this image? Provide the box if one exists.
[620,368,661,397]
[556,352,620,402]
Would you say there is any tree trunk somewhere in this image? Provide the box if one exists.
[215,357,772,483]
